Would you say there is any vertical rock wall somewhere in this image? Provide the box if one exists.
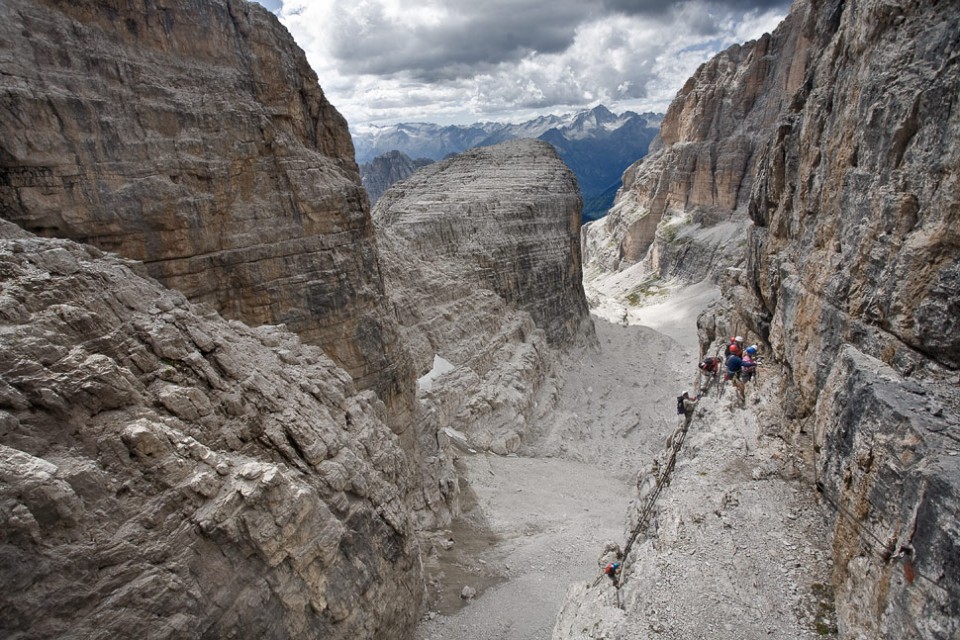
[375,140,593,351]
[582,4,812,282]
[749,0,960,405]
[0,0,412,426]
[373,140,594,466]
[814,348,959,640]
[574,0,960,637]
[744,0,960,636]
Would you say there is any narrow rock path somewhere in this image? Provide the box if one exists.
[416,287,711,640]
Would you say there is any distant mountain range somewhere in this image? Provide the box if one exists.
[353,105,663,220]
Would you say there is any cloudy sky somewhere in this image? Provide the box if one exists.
[255,0,791,129]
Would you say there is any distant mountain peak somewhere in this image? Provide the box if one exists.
[351,106,664,220]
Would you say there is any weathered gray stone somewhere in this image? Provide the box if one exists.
[748,0,960,406]
[0,0,413,428]
[0,223,422,640]
[815,348,959,640]
[582,5,811,284]
[361,150,434,205]
[574,1,960,639]
[373,140,594,523]
[375,140,594,350]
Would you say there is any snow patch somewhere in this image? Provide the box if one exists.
[418,354,457,391]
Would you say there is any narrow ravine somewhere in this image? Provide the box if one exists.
[416,285,714,640]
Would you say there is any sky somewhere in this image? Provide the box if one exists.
[254,0,792,129]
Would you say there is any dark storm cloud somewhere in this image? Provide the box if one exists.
[281,0,792,125]
[326,0,791,81]
[328,0,592,79]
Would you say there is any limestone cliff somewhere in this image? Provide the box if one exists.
[569,0,960,638]
[744,0,960,636]
[582,7,811,282]
[360,150,434,205]
[0,221,422,640]
[0,0,412,425]
[374,140,594,463]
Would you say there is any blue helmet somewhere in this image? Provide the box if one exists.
[746,345,758,355]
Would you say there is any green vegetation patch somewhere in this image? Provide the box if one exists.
[626,276,667,306]
[810,583,838,636]
[657,211,693,244]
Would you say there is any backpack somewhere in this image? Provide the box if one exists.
[676,395,685,415]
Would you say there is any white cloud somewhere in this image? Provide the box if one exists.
[274,0,791,126]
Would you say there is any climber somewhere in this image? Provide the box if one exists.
[742,345,759,383]
[678,391,699,426]
[698,356,722,395]
[699,356,722,374]
[725,352,746,402]
[604,561,621,587]
[724,335,744,358]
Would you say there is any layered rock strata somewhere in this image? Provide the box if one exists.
[374,140,594,459]
[744,0,960,634]
[0,0,412,425]
[581,6,811,282]
[0,222,422,640]
[814,348,959,640]
[360,150,434,205]
[748,0,960,407]
[572,0,960,638]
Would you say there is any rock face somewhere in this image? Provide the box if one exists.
[0,0,412,426]
[748,0,960,406]
[742,0,960,635]
[814,348,959,640]
[376,140,593,350]
[571,0,960,638]
[360,150,434,205]
[581,9,811,281]
[374,140,594,459]
[0,222,422,640]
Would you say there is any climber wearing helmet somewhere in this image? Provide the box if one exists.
[724,350,746,402]
[742,345,759,383]
[724,336,744,358]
